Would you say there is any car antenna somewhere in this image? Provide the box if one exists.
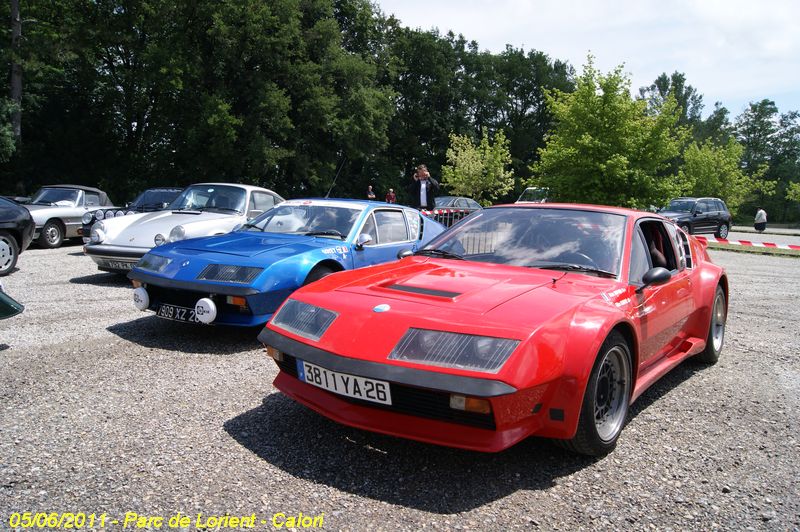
[552,272,567,285]
[324,156,348,199]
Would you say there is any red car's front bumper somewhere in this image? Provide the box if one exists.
[274,370,543,453]
[260,326,568,452]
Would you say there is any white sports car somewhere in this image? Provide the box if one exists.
[84,183,284,273]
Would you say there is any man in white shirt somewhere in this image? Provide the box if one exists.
[407,164,439,210]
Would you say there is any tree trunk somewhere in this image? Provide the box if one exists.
[10,0,22,143]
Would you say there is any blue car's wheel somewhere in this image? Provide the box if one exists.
[304,265,335,285]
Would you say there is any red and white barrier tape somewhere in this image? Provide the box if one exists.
[695,235,800,251]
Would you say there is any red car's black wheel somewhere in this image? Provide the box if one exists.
[561,330,632,456]
[696,285,726,364]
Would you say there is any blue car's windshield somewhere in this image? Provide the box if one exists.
[421,207,626,276]
[245,203,363,239]
[168,185,246,213]
[30,188,80,206]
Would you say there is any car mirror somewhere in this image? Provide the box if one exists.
[355,233,373,250]
[693,210,702,215]
[397,248,413,259]
[0,289,24,320]
[636,267,672,293]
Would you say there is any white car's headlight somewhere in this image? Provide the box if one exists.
[95,210,106,220]
[82,212,94,225]
[136,254,172,273]
[126,211,136,216]
[154,233,166,246]
[90,221,106,243]
[115,210,125,217]
[271,299,338,341]
[389,329,519,373]
[169,225,186,242]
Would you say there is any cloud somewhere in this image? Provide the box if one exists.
[376,0,800,114]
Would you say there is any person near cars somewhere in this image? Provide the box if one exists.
[366,185,376,200]
[385,188,396,204]
[754,208,767,233]
[407,164,439,210]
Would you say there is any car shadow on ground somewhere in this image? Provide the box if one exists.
[224,393,593,513]
[107,315,263,355]
[225,359,709,513]
[627,359,703,420]
[69,272,130,286]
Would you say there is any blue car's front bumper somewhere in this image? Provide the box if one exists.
[129,270,293,327]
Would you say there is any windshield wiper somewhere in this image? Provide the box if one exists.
[304,230,346,240]
[533,263,616,278]
[32,201,54,206]
[240,222,263,232]
[199,206,241,213]
[414,248,465,260]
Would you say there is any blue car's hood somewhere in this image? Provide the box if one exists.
[169,231,342,259]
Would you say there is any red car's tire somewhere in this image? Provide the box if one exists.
[559,330,632,456]
[695,285,726,365]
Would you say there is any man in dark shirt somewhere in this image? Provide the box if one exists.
[407,164,439,210]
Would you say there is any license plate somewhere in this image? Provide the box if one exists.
[296,360,392,405]
[156,303,199,323]
[104,260,134,270]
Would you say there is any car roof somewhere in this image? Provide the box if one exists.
[282,198,413,209]
[40,184,106,194]
[489,202,657,220]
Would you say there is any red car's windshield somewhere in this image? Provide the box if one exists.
[422,207,627,275]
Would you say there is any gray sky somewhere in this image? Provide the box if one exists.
[375,0,800,118]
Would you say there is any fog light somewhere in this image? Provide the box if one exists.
[449,394,492,414]
[133,287,149,311]
[265,345,284,362]
[195,297,217,324]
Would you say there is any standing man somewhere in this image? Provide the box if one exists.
[385,188,396,204]
[407,164,439,210]
[754,207,767,233]
[366,185,376,200]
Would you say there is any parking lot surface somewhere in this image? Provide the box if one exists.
[1,243,799,530]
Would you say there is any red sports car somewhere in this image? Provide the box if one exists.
[258,204,728,456]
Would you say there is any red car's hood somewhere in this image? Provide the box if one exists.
[336,260,554,314]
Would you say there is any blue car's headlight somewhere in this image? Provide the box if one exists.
[196,264,263,283]
[136,254,172,273]
[389,328,519,373]
[271,299,338,341]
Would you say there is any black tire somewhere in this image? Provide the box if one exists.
[695,285,726,364]
[560,330,632,456]
[303,265,335,286]
[715,223,729,239]
[0,230,19,276]
[679,223,691,235]
[38,220,64,248]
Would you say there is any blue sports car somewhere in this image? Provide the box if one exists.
[128,199,446,326]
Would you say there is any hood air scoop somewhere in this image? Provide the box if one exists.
[387,283,462,298]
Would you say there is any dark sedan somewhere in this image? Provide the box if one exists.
[80,187,183,243]
[0,196,35,275]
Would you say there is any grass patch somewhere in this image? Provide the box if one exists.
[706,242,800,258]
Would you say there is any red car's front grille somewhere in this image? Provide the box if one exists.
[275,354,496,430]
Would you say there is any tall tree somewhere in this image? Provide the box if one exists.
[441,128,514,206]
[639,71,703,129]
[533,58,689,209]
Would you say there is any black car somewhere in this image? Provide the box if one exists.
[0,196,36,275]
[429,196,482,227]
[80,187,183,243]
[659,197,732,238]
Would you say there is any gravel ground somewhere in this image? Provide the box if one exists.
[1,242,799,530]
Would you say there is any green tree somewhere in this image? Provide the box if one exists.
[0,99,15,162]
[677,139,770,216]
[532,58,689,208]
[786,181,800,202]
[735,100,800,222]
[441,128,514,205]
[639,71,703,128]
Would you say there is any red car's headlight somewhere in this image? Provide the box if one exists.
[389,328,519,373]
[271,299,338,341]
